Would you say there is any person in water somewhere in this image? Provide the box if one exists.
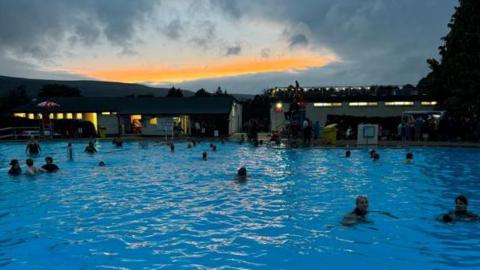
[170,143,175,152]
[236,166,247,182]
[8,159,22,176]
[25,158,40,176]
[98,161,106,167]
[84,142,97,154]
[369,149,376,159]
[67,143,74,160]
[440,195,479,223]
[25,138,41,155]
[112,135,123,147]
[41,157,59,172]
[405,152,413,163]
[341,195,396,226]
[345,150,351,158]
[202,152,208,161]
[372,152,380,161]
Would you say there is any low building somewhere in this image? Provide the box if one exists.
[12,96,242,137]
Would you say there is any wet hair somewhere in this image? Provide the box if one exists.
[406,152,413,160]
[9,159,19,166]
[369,149,376,158]
[26,158,34,166]
[372,152,380,160]
[237,167,247,177]
[202,152,207,160]
[45,156,53,163]
[98,161,105,167]
[170,144,175,151]
[456,195,468,205]
[68,143,72,147]
[345,150,351,158]
[356,195,368,205]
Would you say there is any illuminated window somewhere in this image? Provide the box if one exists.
[421,101,437,106]
[112,112,117,115]
[314,102,342,107]
[348,102,378,107]
[28,113,35,119]
[384,101,414,106]
[76,113,83,119]
[49,113,54,119]
[66,113,73,119]
[131,115,142,120]
[56,113,64,119]
[149,117,158,125]
[14,113,26,118]
[37,113,43,119]
[101,112,111,115]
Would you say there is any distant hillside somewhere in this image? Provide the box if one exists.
[0,75,194,97]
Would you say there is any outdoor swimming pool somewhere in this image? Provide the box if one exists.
[1,141,479,269]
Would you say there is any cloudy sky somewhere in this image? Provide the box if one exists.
[0,0,457,94]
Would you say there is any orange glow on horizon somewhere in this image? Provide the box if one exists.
[73,55,337,83]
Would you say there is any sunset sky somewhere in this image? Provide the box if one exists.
[0,0,457,94]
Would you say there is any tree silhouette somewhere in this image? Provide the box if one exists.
[420,0,480,116]
[166,87,184,97]
[194,88,211,97]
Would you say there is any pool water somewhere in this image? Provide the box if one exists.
[1,141,480,269]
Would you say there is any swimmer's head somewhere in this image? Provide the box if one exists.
[372,152,380,160]
[98,161,106,167]
[45,156,53,164]
[455,195,468,212]
[345,150,351,158]
[406,152,413,160]
[9,159,19,167]
[26,158,34,166]
[237,167,247,177]
[356,195,369,212]
[68,142,72,147]
[202,152,208,160]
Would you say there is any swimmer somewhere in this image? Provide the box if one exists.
[25,158,40,176]
[345,150,351,158]
[210,144,217,151]
[369,149,376,159]
[67,143,74,160]
[405,152,413,163]
[112,135,123,147]
[187,143,192,149]
[8,159,22,176]
[342,195,396,226]
[98,161,106,167]
[236,166,247,182]
[41,157,59,173]
[170,143,175,152]
[202,152,208,161]
[84,142,97,154]
[440,195,479,223]
[372,152,380,161]
[25,137,41,155]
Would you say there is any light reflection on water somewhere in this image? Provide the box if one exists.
[0,142,479,269]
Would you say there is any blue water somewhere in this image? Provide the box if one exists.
[1,141,480,269]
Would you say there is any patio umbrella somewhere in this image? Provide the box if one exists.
[36,101,60,137]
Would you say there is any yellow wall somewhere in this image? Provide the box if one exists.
[84,112,98,132]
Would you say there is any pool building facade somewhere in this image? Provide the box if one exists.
[12,96,242,137]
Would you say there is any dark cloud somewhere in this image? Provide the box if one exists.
[190,20,216,49]
[164,19,183,40]
[0,0,159,59]
[225,46,241,56]
[289,34,309,48]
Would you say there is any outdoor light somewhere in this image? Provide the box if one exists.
[275,102,283,112]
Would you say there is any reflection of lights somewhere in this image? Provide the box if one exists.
[314,102,342,107]
[349,102,378,107]
[275,102,283,112]
[384,101,414,106]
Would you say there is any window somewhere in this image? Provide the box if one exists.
[384,101,414,106]
[421,101,437,106]
[56,113,64,119]
[348,102,378,107]
[76,113,83,119]
[313,102,342,107]
[14,113,26,118]
[66,113,73,119]
[101,112,111,115]
[49,113,54,119]
[149,117,158,125]
[28,113,35,119]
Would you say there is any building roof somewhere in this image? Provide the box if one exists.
[12,96,236,115]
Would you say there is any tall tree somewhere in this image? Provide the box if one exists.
[194,88,211,97]
[420,0,480,117]
[38,84,81,98]
[166,87,184,97]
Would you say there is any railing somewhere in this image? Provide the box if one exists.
[0,126,41,140]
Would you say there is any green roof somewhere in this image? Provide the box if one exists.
[12,96,236,115]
